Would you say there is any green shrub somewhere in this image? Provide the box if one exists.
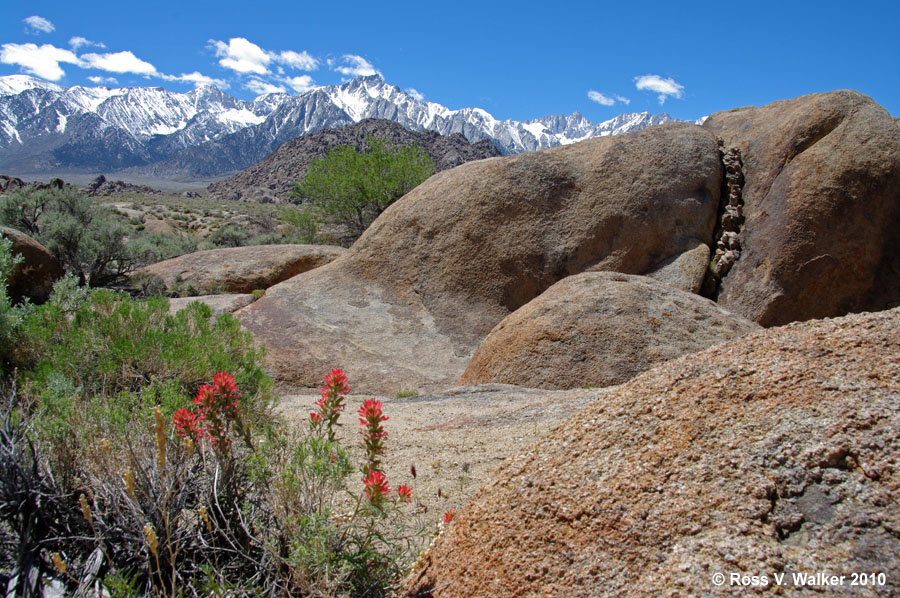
[292,136,434,239]
[208,224,250,248]
[279,206,320,244]
[15,288,270,410]
[0,186,133,286]
[0,367,426,596]
[127,231,199,267]
[128,271,168,297]
[0,237,30,373]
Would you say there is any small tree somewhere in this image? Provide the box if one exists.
[0,186,133,287]
[292,136,434,239]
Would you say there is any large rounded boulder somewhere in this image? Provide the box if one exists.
[403,307,900,597]
[703,90,900,325]
[133,244,345,295]
[1,225,64,303]
[238,123,723,392]
[458,272,761,389]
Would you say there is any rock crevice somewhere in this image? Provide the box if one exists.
[702,141,746,298]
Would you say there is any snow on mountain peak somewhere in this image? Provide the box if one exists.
[0,75,65,96]
[0,74,681,176]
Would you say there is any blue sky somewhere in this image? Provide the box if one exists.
[1,0,898,122]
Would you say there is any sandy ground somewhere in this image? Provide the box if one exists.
[276,383,605,530]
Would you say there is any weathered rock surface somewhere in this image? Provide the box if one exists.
[645,240,711,293]
[207,119,501,203]
[85,174,163,196]
[134,244,345,295]
[0,174,26,193]
[703,90,900,325]
[403,307,900,597]
[167,293,254,315]
[0,225,64,303]
[458,272,760,389]
[238,123,723,392]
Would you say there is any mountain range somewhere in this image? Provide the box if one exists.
[0,73,679,180]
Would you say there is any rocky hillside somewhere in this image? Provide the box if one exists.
[206,119,500,203]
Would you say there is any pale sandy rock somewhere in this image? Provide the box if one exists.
[167,293,254,315]
[645,241,710,293]
[134,244,345,295]
[458,272,760,389]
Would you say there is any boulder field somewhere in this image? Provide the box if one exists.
[237,122,724,392]
[402,307,900,597]
[236,90,899,394]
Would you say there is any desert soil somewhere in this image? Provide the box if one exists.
[276,383,604,529]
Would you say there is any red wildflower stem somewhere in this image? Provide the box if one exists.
[314,368,348,441]
[358,398,388,477]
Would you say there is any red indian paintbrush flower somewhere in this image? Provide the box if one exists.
[322,368,349,396]
[359,398,388,476]
[176,372,250,452]
[363,470,390,505]
[357,398,388,432]
[313,368,348,441]
[173,407,205,442]
[396,484,413,503]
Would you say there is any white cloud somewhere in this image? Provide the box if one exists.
[276,50,318,71]
[331,54,379,77]
[406,88,424,101]
[23,16,55,34]
[634,74,684,105]
[209,38,321,77]
[69,36,105,50]
[80,51,157,75]
[0,42,79,80]
[587,90,615,106]
[210,38,271,75]
[588,90,630,106]
[283,75,315,93]
[244,78,286,95]
[87,75,118,85]
[160,71,228,88]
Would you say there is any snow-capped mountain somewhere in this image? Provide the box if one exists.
[0,74,679,178]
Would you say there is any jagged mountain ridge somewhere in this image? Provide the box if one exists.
[0,74,679,178]
[207,118,501,203]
